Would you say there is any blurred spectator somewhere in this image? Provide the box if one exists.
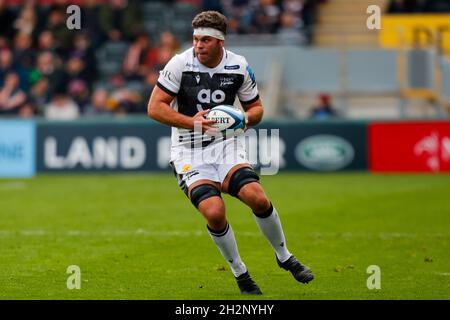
[84,88,112,117]
[282,0,312,33]
[0,0,16,38]
[251,0,281,34]
[155,46,175,71]
[13,0,37,36]
[34,51,65,96]
[227,16,241,34]
[45,7,73,54]
[222,0,256,34]
[0,48,15,85]
[37,30,55,51]
[37,29,64,57]
[44,91,80,120]
[36,29,66,64]
[282,0,304,20]
[29,76,50,115]
[140,31,181,71]
[81,0,104,49]
[0,47,28,90]
[159,31,181,54]
[68,79,90,113]
[69,33,98,80]
[98,0,143,42]
[64,55,91,88]
[0,36,9,50]
[277,11,304,44]
[310,93,338,119]
[13,32,35,70]
[106,74,142,114]
[18,101,36,118]
[122,33,155,80]
[0,72,27,114]
[284,0,303,11]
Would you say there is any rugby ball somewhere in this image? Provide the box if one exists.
[205,105,246,136]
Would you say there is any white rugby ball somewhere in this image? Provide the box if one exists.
[205,105,246,136]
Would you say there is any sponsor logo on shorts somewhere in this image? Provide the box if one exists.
[181,164,192,173]
[185,170,199,180]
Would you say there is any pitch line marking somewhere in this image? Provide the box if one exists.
[0,230,448,239]
[0,182,27,191]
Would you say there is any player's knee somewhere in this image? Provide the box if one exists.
[251,193,271,214]
[237,181,271,214]
[189,183,221,208]
[200,199,226,229]
[228,166,260,198]
[206,211,226,230]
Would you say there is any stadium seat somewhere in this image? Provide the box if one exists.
[172,2,198,20]
[170,19,193,43]
[142,2,168,17]
[96,41,129,78]
[144,17,168,35]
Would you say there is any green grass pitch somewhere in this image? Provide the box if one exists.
[1,173,449,299]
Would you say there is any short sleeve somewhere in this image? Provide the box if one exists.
[237,60,259,105]
[156,55,183,96]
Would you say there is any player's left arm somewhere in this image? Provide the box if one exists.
[242,98,263,129]
[238,60,262,130]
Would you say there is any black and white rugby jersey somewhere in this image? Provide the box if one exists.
[156,47,259,150]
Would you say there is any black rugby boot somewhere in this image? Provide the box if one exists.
[277,255,314,284]
[235,271,263,295]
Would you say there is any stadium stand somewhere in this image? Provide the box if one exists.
[314,0,388,48]
[0,0,449,119]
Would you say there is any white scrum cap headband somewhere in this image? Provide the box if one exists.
[193,27,225,40]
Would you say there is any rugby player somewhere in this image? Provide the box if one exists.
[147,10,313,295]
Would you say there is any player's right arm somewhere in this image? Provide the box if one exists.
[147,53,215,132]
[147,86,215,132]
[148,86,191,129]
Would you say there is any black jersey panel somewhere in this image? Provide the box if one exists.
[177,72,244,116]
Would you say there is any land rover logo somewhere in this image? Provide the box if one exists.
[295,135,355,171]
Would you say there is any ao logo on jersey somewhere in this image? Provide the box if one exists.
[197,89,226,112]
[197,89,225,104]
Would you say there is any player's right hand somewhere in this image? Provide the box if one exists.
[192,110,218,134]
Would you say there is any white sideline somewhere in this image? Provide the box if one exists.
[0,230,447,238]
[0,182,27,190]
[0,229,259,237]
